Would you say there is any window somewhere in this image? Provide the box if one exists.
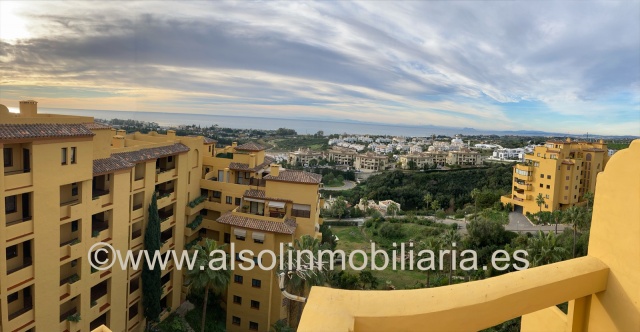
[245,172,251,179]
[251,300,260,309]
[539,183,543,188]
[6,245,18,259]
[224,232,230,244]
[567,166,570,170]
[544,204,548,208]
[70,147,77,164]
[574,195,577,199]
[233,295,242,304]
[249,322,259,330]
[168,156,173,162]
[71,220,79,232]
[564,196,568,200]
[575,185,578,189]
[234,229,246,241]
[5,196,17,214]
[565,186,569,190]
[232,316,241,326]
[61,148,68,165]
[546,185,550,189]
[566,176,570,180]
[251,279,261,288]
[234,275,243,284]
[540,174,544,178]
[545,194,550,199]
[212,191,222,198]
[72,182,79,196]
[226,196,232,204]
[7,292,18,303]
[235,197,241,206]
[3,148,12,167]
[547,175,551,179]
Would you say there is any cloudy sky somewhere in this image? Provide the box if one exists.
[0,1,638,135]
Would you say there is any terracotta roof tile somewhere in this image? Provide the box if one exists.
[113,143,190,163]
[228,156,275,172]
[235,142,265,151]
[0,123,94,140]
[93,157,134,175]
[243,189,292,202]
[229,162,251,171]
[83,122,113,130]
[217,213,296,234]
[264,170,322,184]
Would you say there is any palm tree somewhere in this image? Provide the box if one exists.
[419,237,441,288]
[423,193,433,212]
[562,206,587,258]
[387,203,400,217]
[470,188,480,220]
[583,191,595,211]
[552,209,563,234]
[186,239,231,332]
[527,231,568,267]
[282,235,328,329]
[440,229,461,285]
[535,193,545,214]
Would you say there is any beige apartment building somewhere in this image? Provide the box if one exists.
[0,101,323,332]
[398,152,447,169]
[325,147,356,166]
[354,153,388,172]
[445,149,483,165]
[501,138,609,215]
[287,148,323,166]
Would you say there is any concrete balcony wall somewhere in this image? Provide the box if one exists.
[4,171,33,191]
[156,169,177,184]
[6,264,34,289]
[89,293,110,320]
[5,218,33,241]
[132,178,144,191]
[6,307,35,332]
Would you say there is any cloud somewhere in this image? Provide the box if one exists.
[0,0,638,135]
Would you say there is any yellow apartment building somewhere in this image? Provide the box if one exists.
[298,140,639,331]
[0,101,323,332]
[501,138,609,215]
[325,147,356,166]
[398,151,448,169]
[354,153,388,172]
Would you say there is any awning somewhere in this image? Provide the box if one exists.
[233,229,247,237]
[268,201,286,209]
[252,232,265,241]
[244,198,265,203]
[293,204,311,211]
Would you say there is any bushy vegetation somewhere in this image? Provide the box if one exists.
[331,164,513,211]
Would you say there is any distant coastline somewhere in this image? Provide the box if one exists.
[39,108,637,138]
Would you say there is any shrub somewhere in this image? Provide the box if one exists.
[66,313,81,322]
[378,223,404,239]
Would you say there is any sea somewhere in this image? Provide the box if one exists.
[39,108,504,137]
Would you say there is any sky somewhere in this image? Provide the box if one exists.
[0,1,639,135]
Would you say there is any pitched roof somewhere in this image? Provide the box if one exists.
[243,189,292,202]
[264,170,322,184]
[228,156,275,172]
[0,123,94,140]
[113,143,190,163]
[217,213,296,234]
[93,157,134,175]
[235,142,265,151]
[83,122,113,130]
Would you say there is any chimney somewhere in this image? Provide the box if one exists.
[232,142,238,147]
[112,135,125,148]
[116,129,126,136]
[599,139,604,144]
[249,153,256,168]
[167,130,176,139]
[566,137,572,142]
[19,100,38,117]
[270,164,280,177]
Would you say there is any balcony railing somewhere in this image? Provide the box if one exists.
[8,297,33,321]
[92,188,110,200]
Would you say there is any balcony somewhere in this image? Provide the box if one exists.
[90,282,110,319]
[157,191,175,208]
[132,177,145,191]
[156,167,177,183]
[59,273,81,300]
[60,200,82,221]
[7,258,34,289]
[59,308,81,332]
[4,170,33,191]
[6,217,33,241]
[60,239,82,262]
[299,139,640,332]
[7,297,34,330]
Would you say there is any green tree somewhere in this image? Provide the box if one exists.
[423,192,433,212]
[359,271,379,290]
[440,229,461,285]
[435,209,447,223]
[552,209,563,234]
[331,197,348,220]
[309,158,318,167]
[386,203,400,217]
[186,239,230,332]
[419,237,441,288]
[527,231,568,267]
[536,193,546,214]
[142,192,162,329]
[271,319,294,332]
[562,206,588,258]
[583,191,595,210]
[407,160,417,170]
[430,199,440,212]
[282,235,328,328]
[470,188,480,220]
